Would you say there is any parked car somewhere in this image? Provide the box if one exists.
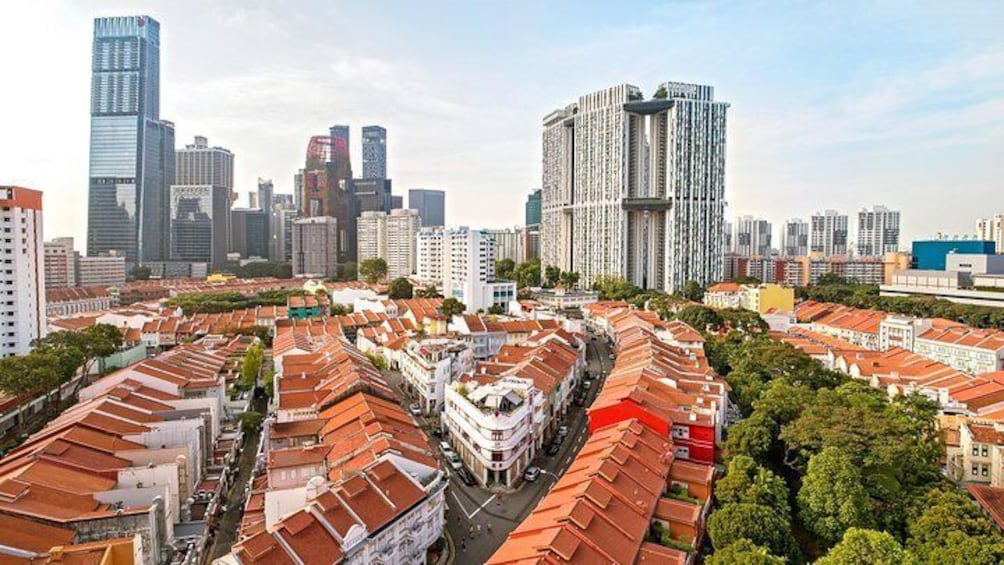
[608,353,615,360]
[439,441,454,456]
[445,452,463,470]
[558,425,569,437]
[546,442,561,456]
[582,379,592,390]
[524,466,541,482]
[409,403,421,416]
[459,468,478,486]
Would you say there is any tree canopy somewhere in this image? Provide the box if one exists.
[440,297,466,318]
[798,447,875,547]
[816,528,908,565]
[495,259,516,281]
[358,258,388,284]
[388,277,413,299]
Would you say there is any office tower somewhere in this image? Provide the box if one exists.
[293,217,339,278]
[857,205,901,256]
[408,189,445,228]
[391,195,403,209]
[45,237,78,289]
[88,16,175,263]
[350,178,393,213]
[485,228,525,263]
[417,227,444,284]
[257,178,274,213]
[541,82,728,292]
[230,208,269,259]
[781,218,809,257]
[525,189,542,227]
[734,216,772,257]
[811,210,849,257]
[0,187,45,356]
[175,136,234,190]
[169,185,230,268]
[361,125,387,179]
[301,134,354,262]
[77,255,126,287]
[329,125,350,164]
[357,209,420,280]
[977,215,1004,254]
[293,171,304,214]
[248,192,258,209]
[271,207,298,263]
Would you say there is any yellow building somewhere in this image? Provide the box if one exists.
[206,273,236,283]
[742,283,795,314]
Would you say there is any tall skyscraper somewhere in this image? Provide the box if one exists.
[781,218,809,257]
[361,126,387,179]
[525,189,542,227]
[734,216,772,258]
[301,134,354,262]
[811,210,849,257]
[230,208,269,259]
[329,125,350,165]
[408,189,445,227]
[357,209,420,280]
[541,83,728,292]
[87,16,175,263]
[169,185,230,268]
[0,187,45,356]
[350,178,393,213]
[857,205,901,256]
[977,214,1004,254]
[175,136,234,190]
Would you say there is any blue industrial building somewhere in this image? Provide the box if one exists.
[912,240,996,270]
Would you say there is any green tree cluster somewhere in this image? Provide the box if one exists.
[414,284,442,299]
[440,297,466,318]
[167,289,306,315]
[359,258,388,284]
[239,343,264,390]
[591,275,644,301]
[388,277,413,299]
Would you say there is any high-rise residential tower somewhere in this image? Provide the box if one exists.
[357,209,420,280]
[734,216,772,258]
[361,126,387,179]
[857,205,901,256]
[293,217,339,278]
[810,210,849,257]
[408,189,445,228]
[87,16,175,263]
[541,82,728,292]
[781,218,809,257]
[0,187,45,356]
[44,237,78,289]
[977,214,1004,254]
[417,227,515,313]
[175,136,234,191]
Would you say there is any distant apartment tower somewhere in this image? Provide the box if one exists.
[361,125,387,179]
[485,228,526,264]
[811,210,849,257]
[169,185,230,268]
[256,178,274,212]
[781,218,809,257]
[541,82,728,292]
[0,187,45,356]
[723,220,733,254]
[977,214,1004,255]
[857,205,901,256]
[270,203,297,263]
[734,216,772,257]
[88,16,175,263]
[230,208,269,259]
[524,189,542,261]
[44,237,78,289]
[417,227,445,284]
[418,227,516,313]
[409,189,445,228]
[357,209,420,280]
[292,217,338,278]
[175,136,234,192]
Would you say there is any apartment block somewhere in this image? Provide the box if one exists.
[356,209,420,280]
[292,217,338,278]
[399,338,473,414]
[0,186,45,356]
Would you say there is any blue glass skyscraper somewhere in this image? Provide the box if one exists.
[87,15,175,263]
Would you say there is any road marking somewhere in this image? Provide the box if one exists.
[469,494,498,519]
[450,490,471,518]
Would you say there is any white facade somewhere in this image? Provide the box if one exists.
[77,255,126,287]
[857,205,901,256]
[416,227,444,285]
[734,216,772,258]
[541,82,729,293]
[977,214,1004,255]
[485,227,526,263]
[444,377,540,488]
[0,187,45,357]
[810,210,849,257]
[914,335,1004,375]
[419,226,516,313]
[781,218,809,258]
[357,209,420,281]
[399,338,473,414]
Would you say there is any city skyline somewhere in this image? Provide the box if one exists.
[2,2,1003,251]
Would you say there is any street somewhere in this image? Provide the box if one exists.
[382,331,612,563]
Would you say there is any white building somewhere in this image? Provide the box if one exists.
[444,377,540,487]
[977,214,1004,254]
[810,210,849,257]
[781,218,809,258]
[418,226,516,313]
[44,237,77,289]
[357,209,420,280]
[292,217,338,278]
[485,227,526,263]
[734,216,772,258]
[77,254,126,287]
[399,338,473,414]
[0,187,45,356]
[857,205,901,256]
[541,82,729,293]
[914,326,1004,375]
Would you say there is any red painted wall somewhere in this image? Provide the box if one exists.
[588,401,670,437]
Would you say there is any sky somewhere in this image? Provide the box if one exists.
[1,1,1003,251]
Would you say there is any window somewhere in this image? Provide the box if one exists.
[974,446,981,456]
[983,465,990,477]
[491,451,503,462]
[973,464,980,475]
[982,446,989,457]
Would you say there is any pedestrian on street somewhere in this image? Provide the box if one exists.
[461,540,466,551]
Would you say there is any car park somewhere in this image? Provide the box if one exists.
[524,466,541,482]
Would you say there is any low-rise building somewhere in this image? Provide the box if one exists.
[399,338,473,414]
[915,326,1004,375]
[45,285,115,316]
[77,254,127,287]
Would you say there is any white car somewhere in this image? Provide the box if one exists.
[439,441,454,456]
[445,452,463,470]
[524,466,541,482]
[409,403,421,416]
[558,425,569,437]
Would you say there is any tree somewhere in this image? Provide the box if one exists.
[706,539,785,565]
[543,265,561,288]
[715,456,790,519]
[129,265,151,281]
[488,304,505,315]
[592,275,643,301]
[653,85,668,99]
[722,414,778,465]
[495,259,516,281]
[720,308,769,332]
[707,503,797,561]
[674,305,724,333]
[388,277,414,299]
[239,343,264,390]
[558,271,580,289]
[816,528,909,565]
[681,280,705,302]
[238,411,263,434]
[797,447,874,547]
[440,297,466,318]
[359,258,388,284]
[513,259,541,289]
[906,489,1004,564]
[414,284,443,299]
[735,276,763,285]
[336,262,357,281]
[818,272,847,286]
